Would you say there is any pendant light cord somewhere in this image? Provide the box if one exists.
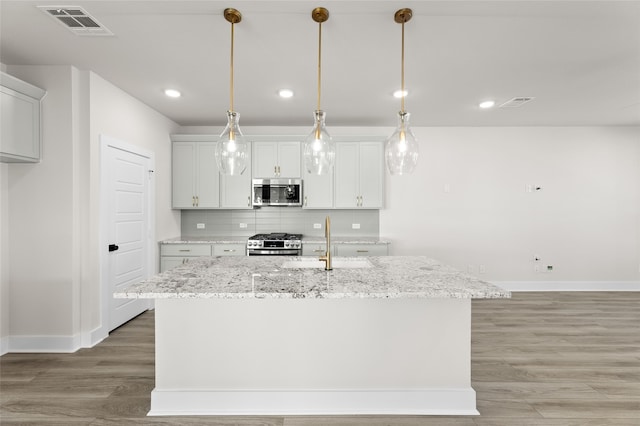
[317,20,322,111]
[401,20,405,113]
[230,21,235,112]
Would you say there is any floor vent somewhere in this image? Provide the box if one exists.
[38,6,113,36]
[500,97,535,108]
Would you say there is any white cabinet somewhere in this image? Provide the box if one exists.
[172,135,252,209]
[252,140,301,178]
[302,243,334,256]
[160,244,212,272]
[334,141,384,209]
[220,144,252,209]
[172,141,219,208]
[213,243,246,256]
[0,72,46,163]
[303,165,333,209]
[334,244,388,257]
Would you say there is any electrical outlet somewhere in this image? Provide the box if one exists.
[546,265,553,272]
[196,223,205,229]
[313,223,322,229]
[239,223,247,229]
[352,223,360,229]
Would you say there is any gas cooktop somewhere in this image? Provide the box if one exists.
[246,233,303,253]
[248,233,302,241]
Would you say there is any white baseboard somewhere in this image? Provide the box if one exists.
[6,333,82,353]
[81,324,108,349]
[0,335,8,356]
[148,388,479,416]
[493,281,640,292]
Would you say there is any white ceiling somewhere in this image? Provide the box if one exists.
[1,0,639,127]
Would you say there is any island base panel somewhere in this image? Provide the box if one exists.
[151,298,477,415]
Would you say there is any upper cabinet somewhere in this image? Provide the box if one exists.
[0,72,46,163]
[252,139,301,178]
[171,135,252,210]
[303,159,333,209]
[220,146,252,209]
[172,139,219,209]
[334,141,384,209]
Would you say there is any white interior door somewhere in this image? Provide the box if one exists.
[104,138,153,331]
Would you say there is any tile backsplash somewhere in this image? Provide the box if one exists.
[181,208,379,238]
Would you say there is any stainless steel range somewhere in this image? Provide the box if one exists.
[246,233,302,256]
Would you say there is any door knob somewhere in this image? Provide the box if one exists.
[108,244,119,252]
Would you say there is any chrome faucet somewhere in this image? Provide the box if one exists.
[319,215,332,270]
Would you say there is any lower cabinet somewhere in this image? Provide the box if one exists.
[334,244,389,257]
[160,242,247,272]
[160,244,212,272]
[302,243,333,257]
[213,243,246,256]
[302,243,389,257]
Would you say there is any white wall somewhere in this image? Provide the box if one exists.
[86,72,180,342]
[380,126,640,285]
[0,163,9,352]
[4,66,80,350]
[1,66,179,353]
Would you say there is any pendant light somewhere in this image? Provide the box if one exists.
[302,7,335,175]
[385,8,419,175]
[216,8,248,176]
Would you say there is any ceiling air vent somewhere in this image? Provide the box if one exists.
[500,97,535,108]
[38,6,113,36]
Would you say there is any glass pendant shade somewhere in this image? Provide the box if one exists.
[303,110,335,175]
[216,110,248,176]
[385,111,419,175]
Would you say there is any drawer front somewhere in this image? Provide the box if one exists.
[213,244,246,256]
[160,256,202,272]
[160,244,212,256]
[335,244,388,257]
[302,244,332,256]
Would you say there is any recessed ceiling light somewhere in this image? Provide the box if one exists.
[479,100,495,109]
[278,89,294,98]
[164,89,181,98]
[393,89,408,98]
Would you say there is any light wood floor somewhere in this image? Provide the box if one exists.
[1,292,639,425]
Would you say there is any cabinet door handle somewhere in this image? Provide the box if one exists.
[179,249,191,252]
[278,165,281,176]
[357,250,369,253]
[196,195,199,207]
[304,196,308,207]
[108,244,119,252]
[224,249,236,252]
[247,196,251,207]
[313,249,324,253]
[274,165,277,176]
[192,196,196,207]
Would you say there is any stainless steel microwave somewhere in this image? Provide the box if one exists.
[252,178,302,207]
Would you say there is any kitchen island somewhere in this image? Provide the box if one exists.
[115,255,510,416]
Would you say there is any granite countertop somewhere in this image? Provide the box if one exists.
[115,256,510,300]
[160,236,389,245]
[161,236,245,244]
[303,237,390,245]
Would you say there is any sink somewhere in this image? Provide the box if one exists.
[281,258,373,269]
